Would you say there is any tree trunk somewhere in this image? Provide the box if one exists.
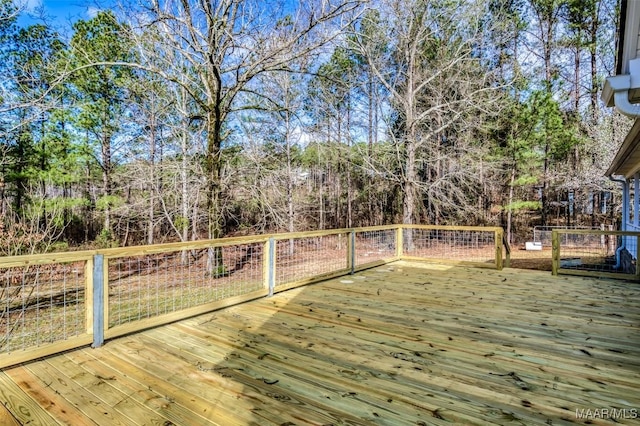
[507,164,516,244]
[538,0,557,228]
[367,72,373,157]
[102,131,112,236]
[39,118,47,231]
[0,174,5,229]
[84,160,93,242]
[589,2,599,120]
[147,111,156,245]
[403,138,417,228]
[346,98,352,228]
[180,118,189,264]
[285,109,295,255]
[367,73,375,225]
[542,150,549,226]
[205,106,224,275]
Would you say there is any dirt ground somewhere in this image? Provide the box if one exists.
[507,246,553,271]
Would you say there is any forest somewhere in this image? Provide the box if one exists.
[0,0,631,256]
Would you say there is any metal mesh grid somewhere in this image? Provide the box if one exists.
[108,243,263,328]
[403,228,496,264]
[557,232,635,275]
[275,234,348,287]
[0,262,86,353]
[355,229,396,266]
[533,226,603,246]
[550,231,614,248]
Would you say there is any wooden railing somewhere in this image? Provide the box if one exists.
[503,232,511,268]
[0,224,504,368]
[551,229,640,280]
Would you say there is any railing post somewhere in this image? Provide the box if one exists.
[348,231,356,274]
[495,228,503,270]
[92,254,105,348]
[85,255,94,336]
[266,238,276,296]
[396,226,404,259]
[551,230,559,276]
[503,232,511,268]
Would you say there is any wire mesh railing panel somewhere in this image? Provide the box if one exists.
[534,226,610,247]
[0,261,86,354]
[0,225,520,367]
[275,234,348,287]
[403,228,496,264]
[108,243,263,328]
[556,231,636,276]
[355,229,396,266]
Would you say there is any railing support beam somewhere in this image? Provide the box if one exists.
[267,238,276,296]
[92,254,105,348]
[495,228,503,270]
[396,226,404,259]
[551,231,559,276]
[348,231,356,274]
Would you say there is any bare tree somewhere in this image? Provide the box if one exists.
[352,0,504,227]
[119,0,362,271]
[0,183,69,256]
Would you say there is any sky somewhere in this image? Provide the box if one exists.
[16,0,105,31]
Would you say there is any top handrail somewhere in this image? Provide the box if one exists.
[553,229,640,236]
[402,224,503,232]
[0,250,96,268]
[0,223,503,266]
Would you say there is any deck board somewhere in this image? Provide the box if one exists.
[0,368,56,426]
[1,261,639,425]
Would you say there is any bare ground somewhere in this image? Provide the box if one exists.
[507,246,553,271]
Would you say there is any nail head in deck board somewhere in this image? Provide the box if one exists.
[1,262,639,425]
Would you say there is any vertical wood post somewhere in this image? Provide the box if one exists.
[266,238,276,296]
[103,257,109,333]
[348,231,356,274]
[263,239,270,293]
[552,231,559,276]
[396,226,403,259]
[495,228,503,270]
[85,256,94,335]
[503,231,511,269]
[92,254,105,348]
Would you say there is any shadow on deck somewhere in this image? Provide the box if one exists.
[1,261,639,425]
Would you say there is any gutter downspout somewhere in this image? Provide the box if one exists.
[602,59,640,118]
[610,175,628,269]
[613,90,640,117]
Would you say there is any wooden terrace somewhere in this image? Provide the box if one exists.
[1,261,639,425]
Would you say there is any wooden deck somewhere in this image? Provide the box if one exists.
[1,261,639,425]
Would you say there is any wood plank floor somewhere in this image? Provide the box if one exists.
[1,261,639,425]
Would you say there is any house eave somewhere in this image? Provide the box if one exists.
[606,118,640,178]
